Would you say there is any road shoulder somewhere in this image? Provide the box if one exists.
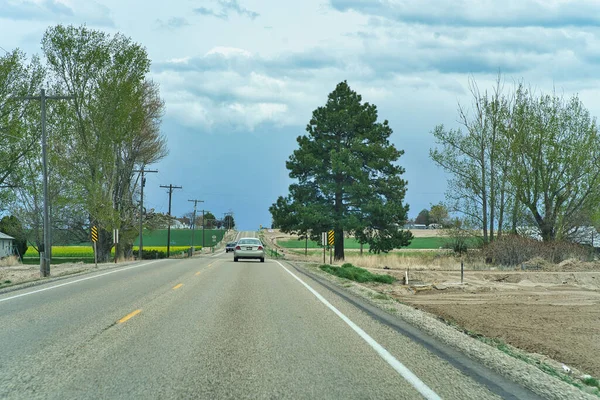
[284,260,597,400]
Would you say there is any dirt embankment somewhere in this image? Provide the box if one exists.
[369,266,600,378]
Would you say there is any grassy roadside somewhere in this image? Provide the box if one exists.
[277,236,447,249]
[319,263,396,284]
[258,231,285,259]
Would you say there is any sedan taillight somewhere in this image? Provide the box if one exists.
[235,246,241,250]
[257,246,263,250]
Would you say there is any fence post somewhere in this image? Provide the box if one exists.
[461,260,464,284]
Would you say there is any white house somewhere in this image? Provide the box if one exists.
[171,220,187,229]
[0,232,14,258]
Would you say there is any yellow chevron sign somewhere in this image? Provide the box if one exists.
[91,226,98,243]
[327,230,334,246]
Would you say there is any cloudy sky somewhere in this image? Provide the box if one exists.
[2,0,600,230]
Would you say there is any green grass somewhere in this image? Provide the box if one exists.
[279,235,485,251]
[133,229,225,247]
[319,263,396,284]
[23,245,194,258]
[279,236,448,250]
[583,377,600,388]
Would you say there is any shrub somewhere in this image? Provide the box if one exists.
[484,235,594,266]
[320,263,396,284]
[442,227,479,255]
[133,249,167,259]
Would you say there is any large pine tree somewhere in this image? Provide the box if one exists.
[271,81,412,260]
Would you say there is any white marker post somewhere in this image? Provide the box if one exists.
[322,232,326,264]
[113,229,119,264]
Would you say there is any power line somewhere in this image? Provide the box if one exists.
[160,184,182,258]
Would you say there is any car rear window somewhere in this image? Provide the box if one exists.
[237,239,261,245]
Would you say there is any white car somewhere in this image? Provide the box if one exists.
[234,237,265,262]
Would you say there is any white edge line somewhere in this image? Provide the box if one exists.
[0,260,162,303]
[275,260,441,400]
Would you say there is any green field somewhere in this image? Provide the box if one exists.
[20,229,226,261]
[278,236,447,250]
[133,229,225,247]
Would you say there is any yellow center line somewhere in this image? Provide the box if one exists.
[195,271,202,276]
[118,309,141,324]
[172,283,183,290]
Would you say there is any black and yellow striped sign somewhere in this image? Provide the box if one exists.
[327,230,334,246]
[91,226,98,243]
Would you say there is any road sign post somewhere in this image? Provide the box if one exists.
[322,232,326,263]
[91,226,98,268]
[327,230,334,264]
[113,229,119,264]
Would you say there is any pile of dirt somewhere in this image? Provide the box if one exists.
[553,258,600,272]
[0,256,20,267]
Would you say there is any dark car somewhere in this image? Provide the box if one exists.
[225,242,237,253]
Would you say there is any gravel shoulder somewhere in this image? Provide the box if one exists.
[288,260,600,399]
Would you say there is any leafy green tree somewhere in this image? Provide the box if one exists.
[0,215,28,258]
[202,212,217,229]
[224,215,235,230]
[429,203,449,226]
[430,76,512,243]
[506,87,600,241]
[0,49,45,206]
[415,209,430,225]
[271,81,412,260]
[42,25,167,262]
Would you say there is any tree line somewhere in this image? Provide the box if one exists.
[271,77,600,262]
[430,75,600,243]
[0,25,168,261]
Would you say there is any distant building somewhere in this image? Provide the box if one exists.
[516,225,600,247]
[569,226,600,248]
[0,232,15,258]
[403,224,427,230]
[171,220,187,229]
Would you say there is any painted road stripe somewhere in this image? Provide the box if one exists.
[0,260,162,304]
[118,309,141,324]
[275,260,441,400]
[172,283,183,290]
[195,271,202,276]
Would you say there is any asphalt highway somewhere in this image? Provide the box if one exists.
[0,231,540,399]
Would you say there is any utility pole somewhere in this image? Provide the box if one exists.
[133,168,157,259]
[188,199,204,254]
[12,89,74,277]
[202,209,205,252]
[160,184,182,258]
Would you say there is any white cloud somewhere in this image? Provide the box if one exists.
[205,46,253,58]
[330,0,600,28]
[0,0,114,26]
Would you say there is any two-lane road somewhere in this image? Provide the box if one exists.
[0,231,539,399]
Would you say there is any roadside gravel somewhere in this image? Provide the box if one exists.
[291,261,598,400]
